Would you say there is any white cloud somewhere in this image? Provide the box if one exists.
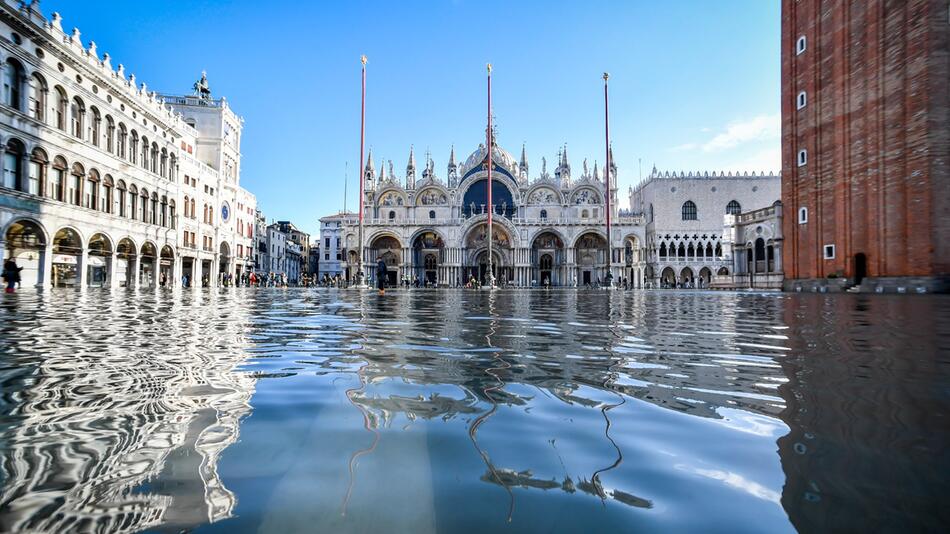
[722,147,781,174]
[702,114,780,153]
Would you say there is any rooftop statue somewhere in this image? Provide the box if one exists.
[193,70,211,100]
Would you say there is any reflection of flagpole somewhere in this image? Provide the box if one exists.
[357,55,367,287]
[486,63,495,287]
[603,72,611,284]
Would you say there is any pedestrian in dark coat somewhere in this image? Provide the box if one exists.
[376,258,388,294]
[3,259,22,293]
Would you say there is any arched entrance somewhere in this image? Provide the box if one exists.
[86,233,113,287]
[698,267,712,289]
[219,242,231,284]
[532,231,564,286]
[680,267,695,288]
[370,235,402,287]
[139,242,157,288]
[116,238,136,287]
[660,266,676,288]
[160,246,175,287]
[412,231,444,286]
[574,232,607,287]
[464,222,512,284]
[52,228,82,287]
[3,219,47,287]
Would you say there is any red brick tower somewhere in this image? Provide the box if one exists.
[781,0,949,293]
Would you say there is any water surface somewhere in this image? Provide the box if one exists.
[0,289,947,533]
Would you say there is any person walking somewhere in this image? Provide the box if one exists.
[376,258,388,295]
[3,259,22,293]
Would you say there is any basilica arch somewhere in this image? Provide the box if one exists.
[572,230,608,286]
[463,221,513,284]
[410,229,445,286]
[531,230,566,286]
[368,233,403,286]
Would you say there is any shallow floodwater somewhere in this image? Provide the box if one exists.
[0,289,947,533]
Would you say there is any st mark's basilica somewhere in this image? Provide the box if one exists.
[339,130,648,288]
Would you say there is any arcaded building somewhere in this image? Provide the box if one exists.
[781,0,949,292]
[628,167,782,288]
[336,135,647,287]
[0,2,255,288]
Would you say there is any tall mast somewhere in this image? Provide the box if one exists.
[603,72,611,284]
[486,63,494,287]
[357,55,367,286]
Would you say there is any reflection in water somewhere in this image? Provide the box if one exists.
[0,289,947,532]
[0,290,256,533]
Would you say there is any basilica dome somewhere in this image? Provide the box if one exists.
[459,143,518,179]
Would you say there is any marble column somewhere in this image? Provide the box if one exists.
[78,250,88,287]
[110,252,120,288]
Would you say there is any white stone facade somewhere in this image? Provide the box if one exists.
[318,212,351,280]
[628,167,781,288]
[0,2,255,288]
[332,138,646,287]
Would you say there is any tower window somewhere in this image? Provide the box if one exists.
[797,91,806,109]
[798,207,808,224]
[823,244,835,260]
[796,36,806,55]
[797,149,807,167]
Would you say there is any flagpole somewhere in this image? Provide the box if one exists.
[603,72,611,287]
[357,55,367,287]
[486,63,495,288]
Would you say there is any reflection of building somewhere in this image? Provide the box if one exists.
[0,3,255,288]
[781,0,949,293]
[628,168,781,288]
[335,137,646,287]
[0,297,257,533]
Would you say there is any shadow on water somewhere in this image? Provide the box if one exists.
[0,288,947,532]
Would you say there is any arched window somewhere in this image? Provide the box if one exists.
[388,210,396,220]
[116,180,127,216]
[798,207,808,224]
[540,209,548,220]
[105,115,115,153]
[101,175,113,213]
[90,106,101,147]
[681,200,697,221]
[70,96,85,138]
[150,143,158,174]
[190,198,195,220]
[2,139,24,190]
[28,72,46,121]
[659,243,667,258]
[85,169,99,210]
[49,156,66,201]
[169,154,177,181]
[69,162,84,206]
[428,210,435,219]
[160,148,168,178]
[649,203,654,222]
[117,123,127,158]
[160,195,168,227]
[184,195,190,218]
[140,189,149,223]
[129,130,138,164]
[28,147,46,196]
[129,184,138,219]
[169,200,176,229]
[677,243,686,258]
[141,136,149,169]
[581,209,589,218]
[54,86,67,130]
[2,59,23,111]
[726,200,742,215]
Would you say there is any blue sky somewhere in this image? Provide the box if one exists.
[45,1,780,236]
